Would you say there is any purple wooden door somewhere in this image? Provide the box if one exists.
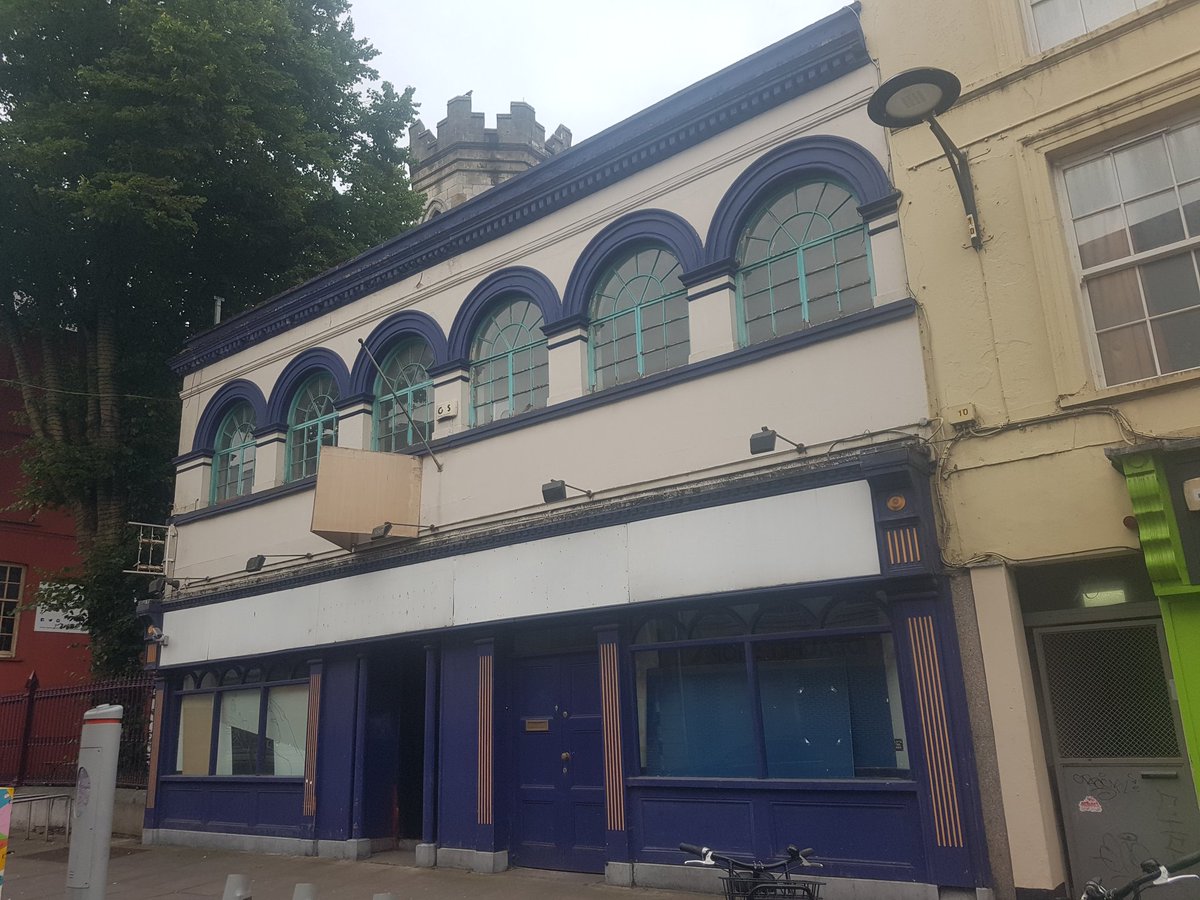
[511,653,606,873]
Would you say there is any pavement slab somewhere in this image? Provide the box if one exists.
[3,840,711,900]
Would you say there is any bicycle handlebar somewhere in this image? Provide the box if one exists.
[678,843,820,870]
[1082,849,1200,899]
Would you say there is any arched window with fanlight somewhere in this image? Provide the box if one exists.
[469,298,548,426]
[285,373,339,481]
[736,180,873,345]
[211,403,256,503]
[374,339,435,451]
[589,245,690,390]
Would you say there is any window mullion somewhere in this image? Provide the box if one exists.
[256,687,269,776]
[207,692,221,777]
[745,641,769,779]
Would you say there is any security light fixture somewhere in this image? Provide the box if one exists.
[245,553,313,573]
[147,576,181,596]
[867,67,983,250]
[541,480,593,503]
[750,426,805,456]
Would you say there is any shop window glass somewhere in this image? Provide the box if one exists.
[264,684,309,777]
[634,596,909,780]
[176,694,214,775]
[216,689,262,776]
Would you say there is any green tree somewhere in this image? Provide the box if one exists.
[0,0,424,674]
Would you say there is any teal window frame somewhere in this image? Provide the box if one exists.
[735,180,874,346]
[373,339,435,452]
[588,245,690,390]
[285,374,339,482]
[469,298,549,426]
[211,403,256,504]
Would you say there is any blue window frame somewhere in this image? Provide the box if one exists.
[632,595,909,780]
[590,245,690,390]
[470,298,549,426]
[174,664,310,778]
[374,339,435,452]
[211,403,256,504]
[737,181,873,345]
[286,374,339,481]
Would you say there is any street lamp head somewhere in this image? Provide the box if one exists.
[867,67,961,128]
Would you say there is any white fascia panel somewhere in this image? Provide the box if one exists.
[626,480,880,602]
[161,480,880,665]
[452,526,631,625]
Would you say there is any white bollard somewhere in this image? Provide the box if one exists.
[221,874,252,899]
[292,884,318,900]
[65,704,123,900]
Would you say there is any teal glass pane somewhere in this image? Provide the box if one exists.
[375,340,434,452]
[212,403,256,503]
[287,374,339,481]
[736,181,871,345]
[470,298,547,425]
[590,245,689,390]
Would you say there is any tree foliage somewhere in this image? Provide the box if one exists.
[0,0,424,673]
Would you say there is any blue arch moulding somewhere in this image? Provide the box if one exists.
[349,310,449,400]
[557,209,705,326]
[191,379,269,453]
[704,135,901,270]
[265,348,353,431]
[444,267,563,366]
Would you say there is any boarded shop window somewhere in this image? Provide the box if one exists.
[173,667,308,778]
[633,597,909,780]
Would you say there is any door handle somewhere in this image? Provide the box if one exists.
[561,752,571,762]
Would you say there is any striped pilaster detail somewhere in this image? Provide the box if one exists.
[885,525,922,566]
[145,685,165,809]
[477,653,494,826]
[303,670,322,816]
[599,641,626,831]
[908,615,963,848]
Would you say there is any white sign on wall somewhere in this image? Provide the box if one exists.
[34,583,88,634]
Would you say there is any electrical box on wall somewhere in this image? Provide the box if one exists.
[1183,477,1200,512]
[945,402,977,426]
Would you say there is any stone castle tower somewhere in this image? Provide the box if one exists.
[408,94,572,220]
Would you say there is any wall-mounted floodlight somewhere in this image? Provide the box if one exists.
[749,426,805,456]
[147,577,181,596]
[245,553,313,573]
[867,67,983,250]
[541,480,593,503]
[370,521,436,540]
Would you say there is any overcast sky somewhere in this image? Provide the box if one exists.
[346,1,851,146]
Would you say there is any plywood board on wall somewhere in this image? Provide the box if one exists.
[311,447,422,549]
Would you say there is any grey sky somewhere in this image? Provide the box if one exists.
[347,1,852,145]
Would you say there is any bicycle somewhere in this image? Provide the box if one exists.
[1080,849,1200,899]
[679,842,824,899]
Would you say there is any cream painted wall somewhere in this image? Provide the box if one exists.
[172,314,928,579]
[173,66,887,455]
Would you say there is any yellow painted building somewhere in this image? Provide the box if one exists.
[861,1,1200,898]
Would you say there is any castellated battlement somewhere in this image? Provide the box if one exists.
[408,94,572,220]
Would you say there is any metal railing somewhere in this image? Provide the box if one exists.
[0,673,155,788]
[11,792,73,842]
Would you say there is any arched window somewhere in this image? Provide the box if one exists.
[212,403,256,503]
[737,181,872,344]
[470,298,548,425]
[286,373,339,481]
[589,245,689,389]
[374,339,435,452]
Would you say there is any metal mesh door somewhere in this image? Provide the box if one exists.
[1040,623,1179,760]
